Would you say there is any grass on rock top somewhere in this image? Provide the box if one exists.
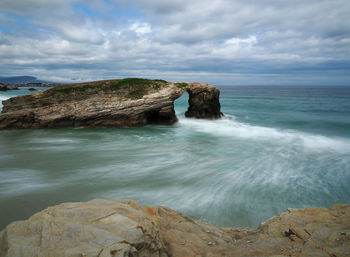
[52,78,168,99]
[175,82,188,88]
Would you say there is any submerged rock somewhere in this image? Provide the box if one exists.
[0,199,349,257]
[0,78,222,129]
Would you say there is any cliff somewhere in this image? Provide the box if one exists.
[0,199,349,257]
[0,78,221,129]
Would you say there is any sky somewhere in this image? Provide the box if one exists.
[0,0,350,85]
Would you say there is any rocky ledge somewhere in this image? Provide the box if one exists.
[0,78,221,129]
[0,199,349,257]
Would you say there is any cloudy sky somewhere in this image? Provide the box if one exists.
[0,0,349,85]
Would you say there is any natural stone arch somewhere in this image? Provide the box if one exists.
[142,82,222,125]
[0,80,222,129]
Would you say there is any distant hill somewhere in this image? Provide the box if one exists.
[0,76,51,84]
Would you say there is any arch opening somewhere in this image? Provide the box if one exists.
[174,91,189,118]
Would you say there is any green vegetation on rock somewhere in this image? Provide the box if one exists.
[52,78,168,99]
[175,82,188,88]
[53,84,105,94]
[113,78,167,88]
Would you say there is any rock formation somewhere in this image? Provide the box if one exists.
[0,199,349,257]
[185,83,221,119]
[0,83,7,91]
[0,83,19,91]
[0,78,222,129]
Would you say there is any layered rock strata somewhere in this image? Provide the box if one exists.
[0,199,349,257]
[0,79,222,129]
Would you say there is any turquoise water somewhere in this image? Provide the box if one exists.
[0,86,350,229]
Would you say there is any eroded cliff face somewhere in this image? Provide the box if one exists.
[0,79,222,129]
[0,199,349,257]
[185,83,221,119]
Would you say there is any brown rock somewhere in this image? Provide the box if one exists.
[0,83,8,91]
[0,78,222,129]
[1,199,349,257]
[0,84,18,91]
[185,82,222,119]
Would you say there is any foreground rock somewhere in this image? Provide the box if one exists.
[0,199,349,257]
[0,78,222,129]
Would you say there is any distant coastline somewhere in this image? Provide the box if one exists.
[1,82,61,88]
[0,75,63,87]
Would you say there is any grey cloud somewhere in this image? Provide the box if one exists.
[0,0,349,84]
[0,0,76,16]
[116,0,189,14]
[55,22,105,44]
[134,0,350,43]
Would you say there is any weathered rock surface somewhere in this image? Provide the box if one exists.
[185,83,221,119]
[0,84,18,91]
[0,78,222,129]
[1,199,349,257]
[7,85,19,90]
[0,83,7,91]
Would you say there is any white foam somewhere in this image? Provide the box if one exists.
[0,95,9,106]
[33,138,80,144]
[0,95,9,102]
[0,95,10,110]
[178,116,350,153]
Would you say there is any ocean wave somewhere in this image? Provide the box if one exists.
[0,95,10,104]
[0,95,9,100]
[0,169,59,198]
[178,115,350,153]
[31,138,80,144]
[0,95,11,110]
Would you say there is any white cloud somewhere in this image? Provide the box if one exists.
[209,36,257,58]
[225,36,257,46]
[130,22,152,35]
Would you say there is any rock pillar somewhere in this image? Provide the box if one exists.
[185,83,222,119]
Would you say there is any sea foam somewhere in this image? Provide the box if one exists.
[178,116,350,154]
[0,95,10,110]
[0,96,9,101]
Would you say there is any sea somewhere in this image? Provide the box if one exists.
[0,85,349,230]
